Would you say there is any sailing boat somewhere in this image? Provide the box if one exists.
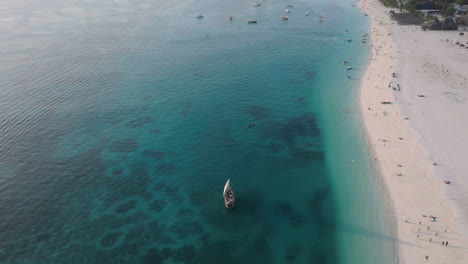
[223,179,235,208]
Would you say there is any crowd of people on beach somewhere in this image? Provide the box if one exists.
[358,0,468,261]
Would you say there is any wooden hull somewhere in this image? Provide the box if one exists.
[224,188,235,208]
[223,179,235,208]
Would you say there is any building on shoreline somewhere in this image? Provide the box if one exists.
[454,3,468,13]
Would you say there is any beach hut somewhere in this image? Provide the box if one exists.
[441,17,458,30]
[422,20,442,30]
[415,1,438,10]
[456,14,468,28]
[415,1,441,15]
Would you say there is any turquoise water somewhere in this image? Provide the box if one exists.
[0,0,395,263]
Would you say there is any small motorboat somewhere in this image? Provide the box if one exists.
[285,9,290,13]
[223,179,235,208]
[229,16,233,21]
[343,60,348,64]
[347,38,352,42]
[196,14,204,19]
[281,16,288,20]
[248,20,257,24]
[305,12,309,16]
[346,66,352,70]
[246,122,256,128]
[253,2,261,6]
[347,75,351,79]
[286,4,293,7]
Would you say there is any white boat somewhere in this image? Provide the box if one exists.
[196,14,204,19]
[223,179,235,208]
[285,9,290,13]
[346,66,352,70]
[281,16,288,20]
[305,12,309,16]
[253,2,261,6]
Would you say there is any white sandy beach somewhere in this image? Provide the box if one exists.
[356,0,468,262]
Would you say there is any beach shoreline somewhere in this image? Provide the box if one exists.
[356,0,468,262]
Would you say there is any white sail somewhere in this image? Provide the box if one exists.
[223,179,231,196]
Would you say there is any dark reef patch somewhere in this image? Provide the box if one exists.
[153,182,167,191]
[179,101,192,115]
[275,202,294,216]
[100,232,123,248]
[303,70,316,80]
[126,116,155,128]
[261,113,320,148]
[112,168,124,177]
[262,142,285,152]
[289,213,307,227]
[88,213,146,232]
[126,225,145,242]
[284,245,301,261]
[170,219,204,239]
[173,245,197,262]
[294,150,325,161]
[145,221,174,244]
[142,149,165,160]
[156,163,177,174]
[164,186,179,196]
[35,233,51,242]
[189,186,212,207]
[143,247,173,264]
[243,105,271,119]
[307,188,330,209]
[108,139,139,152]
[149,200,166,212]
[306,188,333,229]
[177,208,194,218]
[294,97,309,107]
[115,200,138,215]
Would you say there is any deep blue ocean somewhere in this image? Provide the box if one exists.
[0,0,395,263]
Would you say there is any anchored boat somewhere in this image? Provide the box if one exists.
[223,179,235,208]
